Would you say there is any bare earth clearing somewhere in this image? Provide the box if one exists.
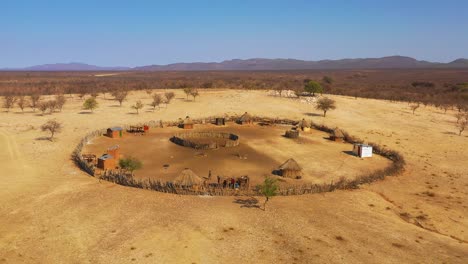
[84,124,390,186]
[0,90,467,263]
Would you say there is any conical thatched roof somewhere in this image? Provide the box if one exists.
[299,118,310,128]
[332,128,344,138]
[278,158,302,171]
[183,116,194,125]
[174,168,203,186]
[239,112,252,122]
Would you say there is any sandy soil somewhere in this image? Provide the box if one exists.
[0,89,467,263]
[83,124,390,186]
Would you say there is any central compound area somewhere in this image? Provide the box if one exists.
[83,120,390,187]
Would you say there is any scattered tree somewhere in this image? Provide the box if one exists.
[55,94,67,112]
[151,94,163,111]
[3,95,16,112]
[41,119,62,141]
[190,89,200,101]
[183,88,193,100]
[315,97,336,117]
[17,96,28,113]
[113,90,128,106]
[83,97,98,113]
[131,100,144,114]
[456,117,467,136]
[48,100,57,114]
[165,92,175,104]
[38,102,49,115]
[304,81,323,96]
[119,156,143,176]
[30,94,41,112]
[258,177,278,211]
[410,103,420,114]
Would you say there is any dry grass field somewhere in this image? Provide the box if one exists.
[0,89,467,263]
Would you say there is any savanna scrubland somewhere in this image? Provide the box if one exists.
[0,71,467,263]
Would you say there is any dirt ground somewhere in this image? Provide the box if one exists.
[84,124,390,186]
[0,89,467,263]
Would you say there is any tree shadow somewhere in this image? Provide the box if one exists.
[303,112,322,117]
[126,112,138,115]
[35,136,51,141]
[233,197,261,209]
[78,111,93,114]
[108,105,122,108]
[442,131,458,135]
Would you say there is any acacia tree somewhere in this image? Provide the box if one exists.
[48,100,58,114]
[315,97,336,117]
[131,100,144,114]
[41,119,62,141]
[456,115,467,136]
[113,90,128,106]
[304,81,323,96]
[55,94,67,112]
[165,92,175,104]
[183,88,192,100]
[83,98,98,113]
[258,177,278,211]
[29,94,41,112]
[3,95,16,112]
[17,96,28,113]
[38,102,49,115]
[410,103,420,114]
[119,156,142,176]
[190,89,200,101]
[151,94,163,111]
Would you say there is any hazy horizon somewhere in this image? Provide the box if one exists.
[2,0,468,68]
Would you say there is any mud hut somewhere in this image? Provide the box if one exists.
[285,129,299,138]
[107,145,120,160]
[237,112,253,125]
[107,127,123,138]
[215,117,226,126]
[278,158,302,179]
[173,168,203,187]
[97,154,116,170]
[330,128,345,142]
[299,118,311,132]
[182,116,194,129]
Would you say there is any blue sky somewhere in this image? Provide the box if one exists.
[2,0,467,67]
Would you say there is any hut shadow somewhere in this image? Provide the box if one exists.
[233,197,261,209]
[304,112,322,117]
[342,150,355,156]
[271,169,282,176]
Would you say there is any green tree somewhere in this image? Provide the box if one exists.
[304,81,323,96]
[119,157,143,176]
[322,76,333,85]
[258,177,278,211]
[83,98,98,113]
[315,97,336,117]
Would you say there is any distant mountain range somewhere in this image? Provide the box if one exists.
[2,56,468,71]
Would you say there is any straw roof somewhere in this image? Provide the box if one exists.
[173,168,203,186]
[299,118,310,128]
[183,116,194,125]
[239,112,252,122]
[332,128,345,138]
[278,158,302,171]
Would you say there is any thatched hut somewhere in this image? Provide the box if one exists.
[182,116,194,129]
[299,118,311,132]
[237,112,253,125]
[330,128,345,142]
[285,129,299,138]
[173,168,203,187]
[278,158,302,179]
